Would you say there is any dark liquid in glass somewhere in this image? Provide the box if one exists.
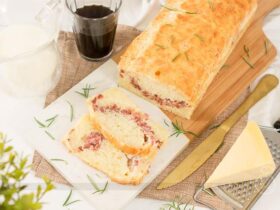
[74,5,117,60]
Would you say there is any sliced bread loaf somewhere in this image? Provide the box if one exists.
[63,115,154,185]
[87,87,169,156]
[118,0,257,119]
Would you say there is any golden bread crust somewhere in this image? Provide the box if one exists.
[62,115,151,185]
[63,139,146,185]
[90,116,152,156]
[119,0,257,104]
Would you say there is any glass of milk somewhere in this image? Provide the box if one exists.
[0,0,61,97]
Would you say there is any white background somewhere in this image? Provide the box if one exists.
[0,0,280,209]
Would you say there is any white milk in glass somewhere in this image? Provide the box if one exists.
[0,24,59,97]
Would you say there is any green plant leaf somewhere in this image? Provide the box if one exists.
[34,117,46,128]
[0,133,54,209]
[66,101,75,122]
[36,185,42,201]
[45,131,55,140]
[87,175,108,195]
[63,189,81,207]
[4,146,13,153]
[241,55,254,69]
[76,84,96,98]
[161,4,197,14]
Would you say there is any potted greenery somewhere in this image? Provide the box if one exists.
[0,132,54,210]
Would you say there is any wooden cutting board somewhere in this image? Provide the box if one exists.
[113,0,280,140]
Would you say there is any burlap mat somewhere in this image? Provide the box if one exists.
[32,25,249,210]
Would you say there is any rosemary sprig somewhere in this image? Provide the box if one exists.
[34,117,46,128]
[209,124,220,130]
[75,84,96,98]
[165,23,174,27]
[163,201,189,210]
[184,52,190,61]
[174,121,198,137]
[155,44,166,49]
[66,101,74,122]
[208,0,215,11]
[161,4,197,15]
[34,115,58,128]
[243,45,250,57]
[241,55,254,69]
[264,39,269,55]
[87,175,108,195]
[63,189,81,207]
[161,196,192,210]
[172,53,181,62]
[221,64,230,70]
[171,121,186,137]
[45,130,55,140]
[46,115,59,127]
[50,158,68,165]
[194,34,204,42]
[186,130,198,138]
[34,115,58,141]
[166,120,198,138]
[164,119,170,127]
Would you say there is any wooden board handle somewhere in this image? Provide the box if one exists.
[221,74,278,132]
[255,0,280,21]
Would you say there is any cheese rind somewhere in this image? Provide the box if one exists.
[204,122,276,189]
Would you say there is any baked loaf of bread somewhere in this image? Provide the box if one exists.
[87,87,169,156]
[63,115,155,185]
[118,0,257,119]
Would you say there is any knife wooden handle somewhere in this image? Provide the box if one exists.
[220,74,279,132]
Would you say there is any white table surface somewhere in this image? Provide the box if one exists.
[1,0,280,209]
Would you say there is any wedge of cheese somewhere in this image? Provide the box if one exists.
[204,122,276,189]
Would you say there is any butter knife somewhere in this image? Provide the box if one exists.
[157,74,279,190]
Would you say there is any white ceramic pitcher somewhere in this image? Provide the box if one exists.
[0,0,62,97]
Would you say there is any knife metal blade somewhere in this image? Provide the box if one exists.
[157,75,279,190]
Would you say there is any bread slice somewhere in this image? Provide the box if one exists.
[63,115,155,185]
[118,0,257,119]
[87,87,169,156]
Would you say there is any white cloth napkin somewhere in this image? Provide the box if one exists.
[248,8,280,127]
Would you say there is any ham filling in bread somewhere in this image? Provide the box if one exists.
[118,0,258,119]
[91,93,162,149]
[87,88,169,156]
[78,132,104,151]
[63,115,157,185]
[129,75,190,109]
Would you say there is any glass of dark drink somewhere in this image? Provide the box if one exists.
[66,0,122,61]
